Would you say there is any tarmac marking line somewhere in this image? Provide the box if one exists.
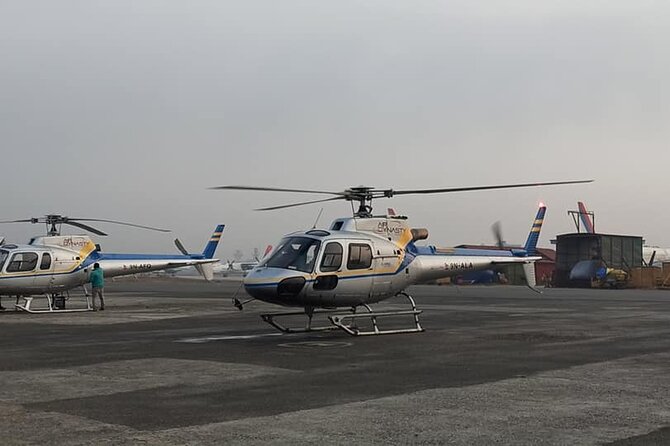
[175,333,285,343]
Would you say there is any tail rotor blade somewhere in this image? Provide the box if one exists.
[174,239,189,256]
[492,221,504,249]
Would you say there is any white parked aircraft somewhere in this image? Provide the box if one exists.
[0,217,224,312]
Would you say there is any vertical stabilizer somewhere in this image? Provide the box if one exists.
[578,202,595,233]
[523,205,546,255]
[202,224,225,259]
[195,263,214,281]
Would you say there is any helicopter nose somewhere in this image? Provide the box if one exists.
[243,269,306,304]
[276,276,306,296]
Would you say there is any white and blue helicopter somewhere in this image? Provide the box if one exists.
[0,215,224,313]
[213,181,591,336]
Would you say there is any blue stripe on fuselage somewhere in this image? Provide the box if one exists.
[0,251,204,282]
[96,253,205,261]
[245,251,417,288]
[411,245,526,258]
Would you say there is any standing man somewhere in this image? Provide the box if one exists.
[89,263,105,311]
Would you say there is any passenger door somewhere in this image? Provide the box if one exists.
[33,252,56,291]
[339,242,374,298]
[314,241,343,292]
[371,241,399,298]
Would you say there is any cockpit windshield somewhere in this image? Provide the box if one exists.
[262,237,321,273]
[0,250,8,272]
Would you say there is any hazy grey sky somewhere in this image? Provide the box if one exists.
[1,0,669,259]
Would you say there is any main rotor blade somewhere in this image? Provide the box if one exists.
[391,180,593,196]
[210,185,344,196]
[70,218,171,233]
[255,197,344,211]
[64,221,108,236]
[0,219,36,223]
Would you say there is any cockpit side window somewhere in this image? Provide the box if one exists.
[264,237,321,273]
[6,252,39,273]
[347,244,373,270]
[320,242,343,272]
[0,250,9,272]
[40,253,52,270]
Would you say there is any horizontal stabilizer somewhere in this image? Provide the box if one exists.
[166,259,219,269]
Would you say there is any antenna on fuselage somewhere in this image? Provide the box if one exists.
[311,208,324,229]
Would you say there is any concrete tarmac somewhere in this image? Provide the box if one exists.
[1,278,670,445]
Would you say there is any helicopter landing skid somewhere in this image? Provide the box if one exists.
[260,308,353,334]
[260,293,424,336]
[329,292,424,336]
[15,293,94,314]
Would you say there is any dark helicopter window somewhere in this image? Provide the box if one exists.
[40,253,52,270]
[331,221,344,231]
[0,250,8,271]
[320,242,343,272]
[347,244,372,270]
[6,252,39,273]
[264,237,321,273]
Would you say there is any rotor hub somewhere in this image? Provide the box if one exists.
[342,187,390,217]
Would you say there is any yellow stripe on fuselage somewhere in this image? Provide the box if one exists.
[396,228,414,249]
[55,240,97,274]
[4,240,98,278]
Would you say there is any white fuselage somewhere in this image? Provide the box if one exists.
[243,217,537,309]
[0,235,217,296]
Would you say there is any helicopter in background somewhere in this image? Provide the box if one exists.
[0,215,223,313]
[212,180,591,336]
[214,245,274,276]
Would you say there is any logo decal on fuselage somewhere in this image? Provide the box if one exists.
[376,221,405,236]
[62,237,89,248]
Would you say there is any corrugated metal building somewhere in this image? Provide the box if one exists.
[554,233,643,287]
